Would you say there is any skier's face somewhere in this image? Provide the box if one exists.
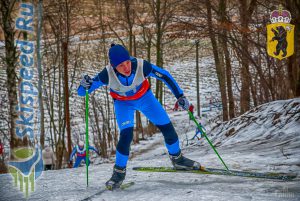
[116,60,131,76]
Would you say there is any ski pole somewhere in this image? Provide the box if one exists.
[85,89,89,186]
[188,111,229,171]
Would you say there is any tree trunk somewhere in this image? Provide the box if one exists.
[196,40,200,117]
[63,41,72,160]
[206,0,228,121]
[154,0,163,103]
[238,0,256,114]
[37,0,45,149]
[219,0,235,119]
[286,0,300,96]
[1,0,19,150]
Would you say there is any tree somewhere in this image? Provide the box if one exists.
[218,0,235,119]
[0,0,20,150]
[238,0,257,114]
[37,0,45,149]
[206,0,229,121]
[148,0,181,103]
[285,0,300,96]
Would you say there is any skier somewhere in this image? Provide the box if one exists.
[192,127,203,140]
[78,44,202,190]
[69,141,99,168]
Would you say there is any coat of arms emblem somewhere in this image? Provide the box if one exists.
[267,6,294,60]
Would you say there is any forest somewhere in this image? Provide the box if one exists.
[0,0,299,171]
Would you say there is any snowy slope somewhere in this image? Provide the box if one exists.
[1,98,300,201]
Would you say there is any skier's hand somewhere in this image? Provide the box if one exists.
[80,75,93,90]
[177,96,190,111]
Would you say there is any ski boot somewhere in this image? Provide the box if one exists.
[170,151,202,170]
[106,165,126,190]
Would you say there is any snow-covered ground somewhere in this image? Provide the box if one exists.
[1,98,300,201]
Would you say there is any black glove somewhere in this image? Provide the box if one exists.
[177,96,190,111]
[80,75,93,90]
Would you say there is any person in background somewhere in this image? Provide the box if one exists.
[42,144,56,171]
[192,127,203,140]
[69,141,99,168]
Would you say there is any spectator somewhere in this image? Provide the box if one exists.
[42,145,56,171]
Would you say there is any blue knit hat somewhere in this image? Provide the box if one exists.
[109,44,130,68]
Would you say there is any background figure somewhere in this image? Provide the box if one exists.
[69,141,99,168]
[192,127,203,140]
[62,148,71,168]
[42,145,56,171]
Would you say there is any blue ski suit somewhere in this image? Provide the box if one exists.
[78,57,184,168]
[69,145,98,168]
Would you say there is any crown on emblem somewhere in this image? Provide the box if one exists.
[270,6,291,24]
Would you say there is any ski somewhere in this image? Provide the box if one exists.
[80,182,135,201]
[119,181,135,190]
[133,166,297,181]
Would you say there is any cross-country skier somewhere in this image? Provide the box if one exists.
[192,127,203,140]
[69,141,99,168]
[78,44,201,190]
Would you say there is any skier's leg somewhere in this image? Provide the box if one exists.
[139,91,201,170]
[73,157,83,168]
[106,100,134,190]
[138,91,179,155]
[114,100,135,168]
[83,157,90,166]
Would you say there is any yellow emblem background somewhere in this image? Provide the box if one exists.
[267,23,294,60]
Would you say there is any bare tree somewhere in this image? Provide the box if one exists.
[147,0,181,103]
[0,0,21,150]
[206,0,229,121]
[37,0,45,148]
[218,0,235,119]
[286,0,300,96]
[238,0,257,114]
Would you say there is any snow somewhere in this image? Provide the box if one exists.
[1,98,300,201]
